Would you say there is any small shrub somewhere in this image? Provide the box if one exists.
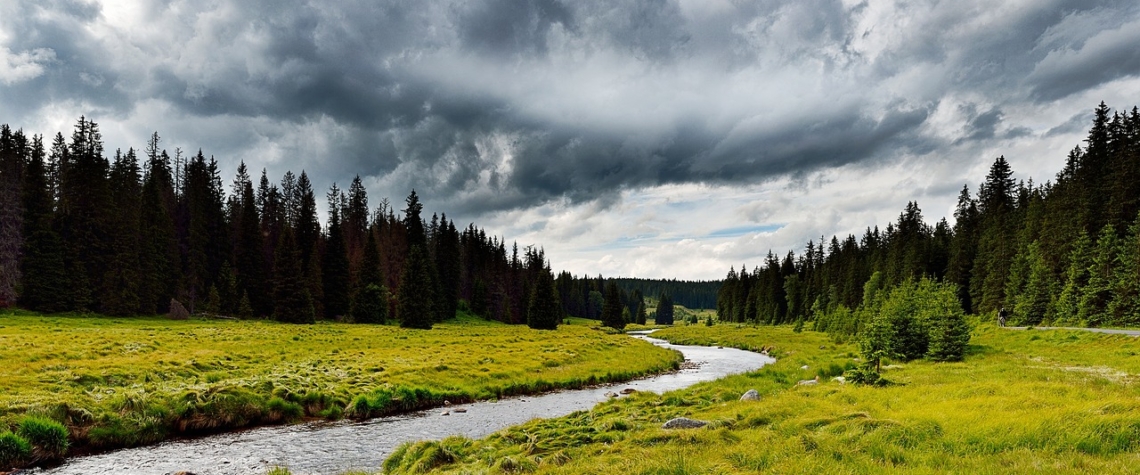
[0,431,32,468]
[844,366,890,387]
[18,416,70,462]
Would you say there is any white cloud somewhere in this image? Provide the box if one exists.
[0,47,54,85]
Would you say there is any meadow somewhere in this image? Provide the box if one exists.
[382,322,1140,474]
[0,311,682,464]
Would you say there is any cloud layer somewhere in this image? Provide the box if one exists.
[3,0,1140,278]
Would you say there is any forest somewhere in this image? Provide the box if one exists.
[717,102,1140,332]
[0,118,589,329]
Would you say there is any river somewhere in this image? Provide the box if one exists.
[32,332,774,475]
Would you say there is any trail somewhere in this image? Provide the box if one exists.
[1005,326,1140,336]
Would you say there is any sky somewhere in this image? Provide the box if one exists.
[3,0,1140,281]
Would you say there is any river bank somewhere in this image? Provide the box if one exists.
[29,333,772,474]
[0,313,681,471]
[383,324,1140,474]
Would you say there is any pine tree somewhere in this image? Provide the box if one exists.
[235,180,268,317]
[1078,224,1118,327]
[1054,231,1092,324]
[323,185,351,318]
[1013,242,1057,325]
[526,267,561,330]
[101,149,143,315]
[655,293,674,325]
[397,245,435,329]
[635,300,648,325]
[600,282,625,330]
[0,125,24,307]
[19,134,69,312]
[138,144,179,314]
[1110,215,1140,326]
[272,227,314,324]
[352,284,388,324]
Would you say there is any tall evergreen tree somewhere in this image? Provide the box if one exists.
[0,125,25,307]
[397,245,435,329]
[272,227,314,323]
[1078,224,1119,327]
[323,184,351,319]
[600,281,625,330]
[527,266,561,330]
[655,293,674,325]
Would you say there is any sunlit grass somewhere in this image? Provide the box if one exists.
[382,323,1140,474]
[0,310,681,458]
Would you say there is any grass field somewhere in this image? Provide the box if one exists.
[382,322,1140,474]
[0,310,682,463]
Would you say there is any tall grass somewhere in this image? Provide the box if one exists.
[0,310,681,465]
[384,323,1140,474]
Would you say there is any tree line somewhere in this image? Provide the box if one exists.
[0,117,570,330]
[717,102,1140,330]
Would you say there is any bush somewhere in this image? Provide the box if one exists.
[0,431,31,468]
[844,366,890,386]
[18,416,70,462]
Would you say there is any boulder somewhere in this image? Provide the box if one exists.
[620,388,637,395]
[453,407,467,413]
[168,299,190,320]
[441,411,450,416]
[662,417,708,429]
[740,389,760,401]
[605,392,618,398]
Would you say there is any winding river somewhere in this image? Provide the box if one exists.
[31,332,774,475]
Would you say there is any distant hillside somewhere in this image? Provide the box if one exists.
[610,278,720,310]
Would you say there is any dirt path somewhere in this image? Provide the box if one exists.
[1005,326,1140,336]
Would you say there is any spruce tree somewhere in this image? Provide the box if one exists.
[323,185,351,318]
[352,284,388,324]
[19,134,70,312]
[655,293,674,325]
[397,245,435,329]
[526,268,561,330]
[1053,231,1092,324]
[272,227,314,323]
[0,125,23,307]
[600,282,625,330]
[1013,242,1057,325]
[1078,224,1118,327]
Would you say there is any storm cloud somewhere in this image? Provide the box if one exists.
[3,0,1140,278]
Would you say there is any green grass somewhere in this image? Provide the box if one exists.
[382,323,1140,474]
[0,310,682,462]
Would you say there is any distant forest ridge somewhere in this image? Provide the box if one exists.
[717,102,1140,329]
[610,278,719,310]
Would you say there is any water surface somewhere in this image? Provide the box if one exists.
[34,333,773,475]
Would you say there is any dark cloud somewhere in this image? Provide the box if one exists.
[2,0,1139,219]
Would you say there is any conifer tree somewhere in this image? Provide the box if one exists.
[323,185,351,318]
[351,283,389,324]
[1078,224,1118,327]
[526,267,561,330]
[236,180,268,316]
[272,227,314,324]
[655,293,674,325]
[600,282,625,330]
[397,245,435,329]
[138,139,179,314]
[19,134,69,312]
[0,125,24,307]
[1054,231,1092,324]
[1109,215,1140,326]
[102,149,143,315]
[1013,242,1057,325]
